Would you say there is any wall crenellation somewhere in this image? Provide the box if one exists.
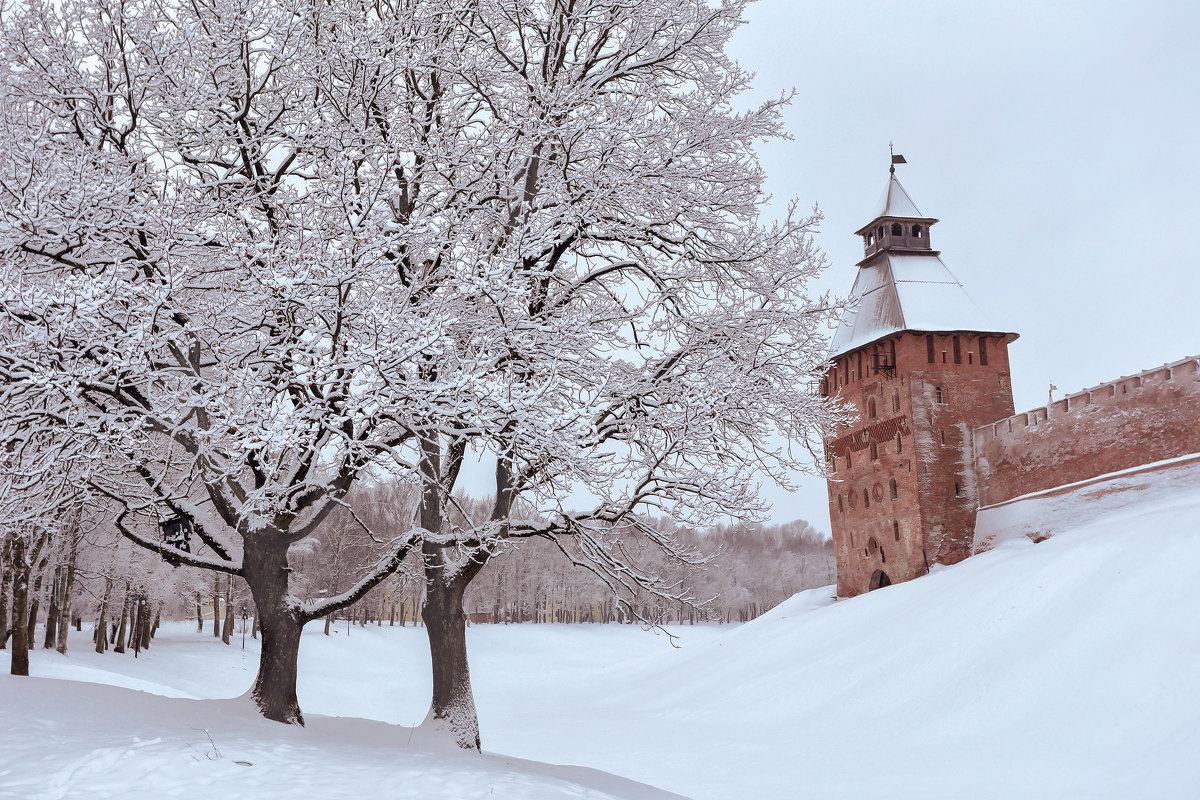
[971,355,1200,508]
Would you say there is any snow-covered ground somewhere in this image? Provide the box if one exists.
[3,458,1198,799]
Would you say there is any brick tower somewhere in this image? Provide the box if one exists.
[822,164,1018,597]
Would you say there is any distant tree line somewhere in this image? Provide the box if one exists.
[1,479,832,671]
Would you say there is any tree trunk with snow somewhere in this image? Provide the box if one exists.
[242,537,306,725]
[421,578,480,750]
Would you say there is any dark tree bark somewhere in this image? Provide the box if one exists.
[9,536,30,676]
[212,573,221,637]
[43,566,61,649]
[195,593,204,633]
[221,581,234,645]
[56,542,78,654]
[94,577,112,654]
[0,533,11,650]
[139,601,153,651]
[26,561,46,645]
[421,578,480,750]
[113,585,129,654]
[242,536,306,725]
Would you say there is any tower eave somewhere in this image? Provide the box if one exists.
[828,328,1019,362]
[853,215,939,237]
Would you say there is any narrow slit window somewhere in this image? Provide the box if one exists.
[892,391,900,412]
[870,439,879,461]
[893,521,900,541]
[838,494,844,513]
[926,335,935,364]
[895,431,903,454]
[953,336,961,364]
[868,398,877,418]
[863,489,870,508]
[889,479,898,499]
[979,337,989,366]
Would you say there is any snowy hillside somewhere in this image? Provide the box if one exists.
[3,458,1197,799]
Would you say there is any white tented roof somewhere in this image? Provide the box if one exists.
[830,253,1010,358]
[874,174,925,219]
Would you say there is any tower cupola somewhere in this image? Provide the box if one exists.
[854,171,939,262]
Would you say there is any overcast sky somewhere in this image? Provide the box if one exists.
[728,0,1200,531]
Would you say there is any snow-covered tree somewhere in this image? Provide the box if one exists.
[0,0,469,722]
[0,0,842,742]
[373,0,844,749]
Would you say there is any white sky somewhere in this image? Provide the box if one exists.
[729,0,1200,531]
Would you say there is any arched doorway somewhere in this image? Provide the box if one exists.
[868,570,892,591]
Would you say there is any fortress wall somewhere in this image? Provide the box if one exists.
[971,356,1200,507]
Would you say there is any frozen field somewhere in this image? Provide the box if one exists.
[2,458,1198,799]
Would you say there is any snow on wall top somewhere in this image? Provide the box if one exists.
[830,253,1010,358]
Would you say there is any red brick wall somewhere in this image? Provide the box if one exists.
[972,357,1200,506]
[825,332,1015,596]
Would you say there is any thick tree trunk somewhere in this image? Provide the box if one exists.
[9,537,30,676]
[420,580,480,750]
[242,538,306,725]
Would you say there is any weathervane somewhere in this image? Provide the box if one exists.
[889,141,906,174]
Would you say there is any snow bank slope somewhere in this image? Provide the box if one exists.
[497,459,1200,799]
[0,675,683,800]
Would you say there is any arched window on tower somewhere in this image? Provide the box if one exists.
[935,386,945,404]
[892,390,900,412]
[889,478,898,500]
[895,431,903,454]
[912,224,923,238]
[870,438,879,461]
[891,222,903,237]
